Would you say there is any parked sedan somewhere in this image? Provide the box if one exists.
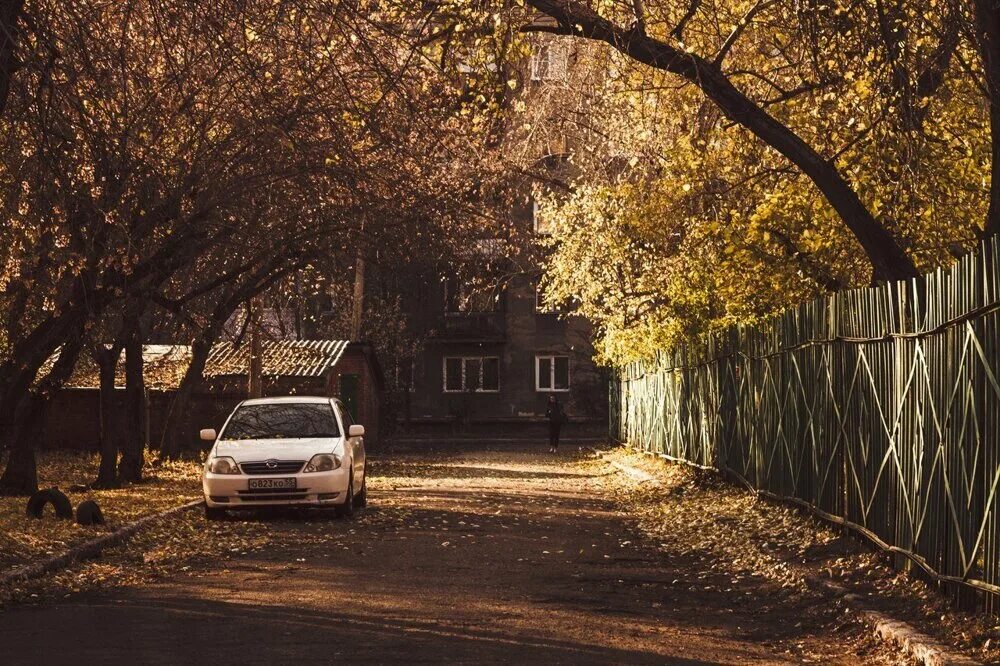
[201,396,367,519]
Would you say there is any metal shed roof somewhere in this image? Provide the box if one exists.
[204,339,350,378]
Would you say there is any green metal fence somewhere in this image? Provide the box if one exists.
[611,238,1000,610]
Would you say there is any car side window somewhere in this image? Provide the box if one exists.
[336,400,354,431]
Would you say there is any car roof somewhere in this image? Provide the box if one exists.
[240,396,332,406]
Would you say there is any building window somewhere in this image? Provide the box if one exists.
[534,282,563,314]
[536,355,570,392]
[530,42,568,81]
[443,357,500,392]
[532,197,558,235]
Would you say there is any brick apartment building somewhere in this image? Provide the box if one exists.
[384,31,608,438]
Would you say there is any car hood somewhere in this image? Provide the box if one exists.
[213,438,344,462]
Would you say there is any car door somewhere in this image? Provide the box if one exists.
[337,400,365,488]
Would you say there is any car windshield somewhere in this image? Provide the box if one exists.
[220,403,340,440]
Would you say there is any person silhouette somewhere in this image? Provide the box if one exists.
[545,394,565,454]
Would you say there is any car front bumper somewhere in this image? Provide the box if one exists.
[203,466,351,508]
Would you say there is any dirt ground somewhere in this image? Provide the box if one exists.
[0,443,919,664]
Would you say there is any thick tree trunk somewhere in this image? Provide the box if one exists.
[0,301,97,438]
[0,328,85,495]
[0,396,41,495]
[159,334,215,460]
[976,0,1000,238]
[0,0,24,119]
[92,346,122,488]
[117,328,145,484]
[522,0,919,282]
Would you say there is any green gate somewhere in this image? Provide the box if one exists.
[339,373,359,421]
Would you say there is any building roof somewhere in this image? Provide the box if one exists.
[204,339,350,378]
[52,344,193,391]
[55,339,354,390]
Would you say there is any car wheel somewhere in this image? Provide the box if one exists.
[205,505,226,521]
[335,473,355,518]
[356,463,367,508]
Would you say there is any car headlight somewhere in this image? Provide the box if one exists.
[303,454,340,473]
[207,457,240,475]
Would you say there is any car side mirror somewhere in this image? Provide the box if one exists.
[200,428,217,442]
[348,425,365,438]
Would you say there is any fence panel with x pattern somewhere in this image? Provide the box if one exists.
[610,240,1000,610]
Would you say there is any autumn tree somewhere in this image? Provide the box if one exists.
[0,0,507,492]
[459,1,996,363]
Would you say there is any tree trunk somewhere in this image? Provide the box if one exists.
[117,328,145,484]
[0,0,24,119]
[159,334,215,460]
[351,251,365,339]
[522,0,919,282]
[0,327,85,495]
[248,299,263,399]
[93,346,122,488]
[976,0,1000,238]
[0,396,41,495]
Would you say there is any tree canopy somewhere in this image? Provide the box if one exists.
[0,0,511,491]
[478,0,996,364]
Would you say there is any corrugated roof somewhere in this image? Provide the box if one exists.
[204,339,350,378]
[46,339,352,390]
[55,344,193,391]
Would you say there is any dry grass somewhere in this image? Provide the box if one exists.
[0,450,202,574]
[608,446,1000,664]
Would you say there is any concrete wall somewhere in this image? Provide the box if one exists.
[40,348,384,452]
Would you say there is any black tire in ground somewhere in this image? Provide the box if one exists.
[335,473,355,518]
[76,499,105,525]
[25,488,73,519]
[205,505,227,521]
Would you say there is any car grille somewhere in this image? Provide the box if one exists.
[236,489,309,502]
[240,460,305,475]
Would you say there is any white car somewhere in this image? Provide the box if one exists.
[201,396,367,519]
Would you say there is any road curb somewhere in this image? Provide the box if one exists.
[0,497,203,589]
[815,582,981,666]
[864,609,979,666]
[588,447,659,484]
[597,447,980,665]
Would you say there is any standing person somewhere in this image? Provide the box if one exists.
[545,395,565,453]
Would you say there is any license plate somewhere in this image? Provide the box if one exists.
[248,478,297,490]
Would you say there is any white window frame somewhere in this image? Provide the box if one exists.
[535,355,571,392]
[532,198,548,235]
[443,356,500,393]
[535,283,562,314]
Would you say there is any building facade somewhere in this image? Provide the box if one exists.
[386,30,607,438]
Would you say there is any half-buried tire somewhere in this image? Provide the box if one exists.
[76,499,105,526]
[25,488,73,519]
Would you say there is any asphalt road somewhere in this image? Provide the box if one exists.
[0,445,885,664]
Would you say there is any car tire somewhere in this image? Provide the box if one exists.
[356,463,367,508]
[205,504,226,521]
[26,488,73,520]
[335,473,355,518]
